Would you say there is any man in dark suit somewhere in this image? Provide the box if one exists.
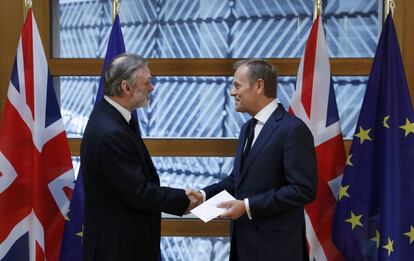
[188,59,317,261]
[81,54,195,260]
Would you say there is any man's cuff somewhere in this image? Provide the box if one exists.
[199,190,206,202]
[244,198,252,220]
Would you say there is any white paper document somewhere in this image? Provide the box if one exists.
[190,190,236,222]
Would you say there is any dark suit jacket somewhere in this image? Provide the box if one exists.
[81,99,189,261]
[204,105,317,261]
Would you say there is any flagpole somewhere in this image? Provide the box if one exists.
[23,0,32,20]
[112,0,121,22]
[313,0,322,21]
[384,0,395,20]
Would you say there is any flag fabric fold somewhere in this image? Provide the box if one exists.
[289,15,346,261]
[332,13,414,260]
[0,9,75,260]
[60,14,129,261]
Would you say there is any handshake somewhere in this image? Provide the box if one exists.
[184,188,203,214]
[183,189,247,220]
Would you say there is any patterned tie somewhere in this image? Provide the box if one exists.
[242,118,257,167]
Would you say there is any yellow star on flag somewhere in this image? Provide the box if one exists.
[345,211,363,230]
[382,237,394,257]
[76,225,84,238]
[404,225,414,244]
[399,118,414,137]
[355,126,372,144]
[338,185,350,200]
[346,154,353,166]
[383,115,390,128]
[371,230,380,248]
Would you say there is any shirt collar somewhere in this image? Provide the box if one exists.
[104,95,132,122]
[254,99,278,124]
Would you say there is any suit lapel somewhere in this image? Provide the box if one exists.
[237,105,286,187]
[123,123,159,183]
[136,138,160,183]
[101,100,160,183]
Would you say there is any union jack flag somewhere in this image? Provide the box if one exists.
[289,15,346,261]
[0,9,74,260]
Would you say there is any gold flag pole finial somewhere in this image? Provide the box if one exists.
[384,0,395,20]
[23,0,32,20]
[112,0,121,22]
[313,0,322,21]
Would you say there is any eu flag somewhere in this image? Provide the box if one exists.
[60,14,128,260]
[332,13,414,260]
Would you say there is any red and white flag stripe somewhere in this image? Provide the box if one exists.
[0,9,74,260]
[289,15,346,261]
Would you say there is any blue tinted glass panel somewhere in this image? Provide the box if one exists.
[57,1,112,58]
[324,1,381,57]
[54,0,380,58]
[59,76,99,137]
[147,77,229,137]
[71,156,233,190]
[60,76,366,139]
[154,157,234,190]
[161,237,230,261]
[157,21,230,58]
[332,76,367,138]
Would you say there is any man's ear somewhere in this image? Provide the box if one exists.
[256,79,265,95]
[120,80,130,95]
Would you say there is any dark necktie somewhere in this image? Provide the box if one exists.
[242,118,257,166]
[129,113,141,137]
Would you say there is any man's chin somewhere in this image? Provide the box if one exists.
[135,99,149,109]
[235,106,244,113]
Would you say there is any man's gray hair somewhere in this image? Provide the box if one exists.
[234,59,278,98]
[103,53,148,96]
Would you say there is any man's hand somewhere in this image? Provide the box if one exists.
[184,188,203,214]
[217,200,246,220]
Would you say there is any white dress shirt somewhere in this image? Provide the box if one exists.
[104,95,132,123]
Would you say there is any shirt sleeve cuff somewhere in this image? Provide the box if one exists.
[199,190,207,202]
[244,198,252,220]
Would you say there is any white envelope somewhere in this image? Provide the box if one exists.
[190,190,236,223]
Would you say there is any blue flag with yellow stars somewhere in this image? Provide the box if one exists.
[332,12,414,260]
[60,14,127,261]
